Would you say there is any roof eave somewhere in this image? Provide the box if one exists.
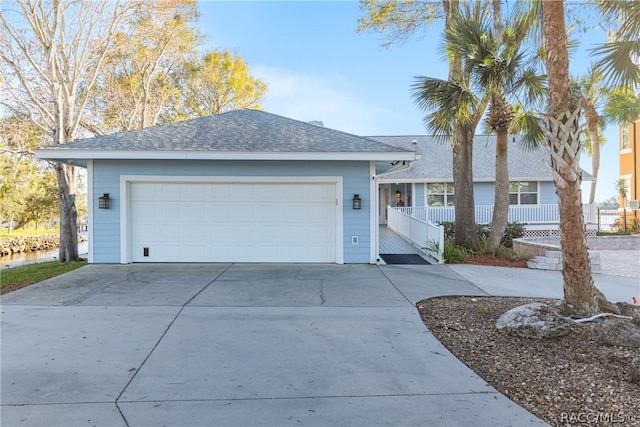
[378,176,555,183]
[35,149,418,163]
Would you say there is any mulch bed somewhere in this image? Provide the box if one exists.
[463,253,528,268]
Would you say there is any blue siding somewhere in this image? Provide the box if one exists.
[473,182,495,205]
[413,183,425,206]
[539,181,558,204]
[473,180,557,205]
[91,160,371,263]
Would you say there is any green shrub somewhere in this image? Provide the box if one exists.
[443,238,470,263]
[423,237,470,263]
[502,222,526,248]
[495,245,528,261]
[441,222,456,240]
[439,221,525,249]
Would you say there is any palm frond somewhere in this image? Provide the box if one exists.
[411,75,479,135]
[596,0,640,43]
[513,67,547,107]
[591,40,640,88]
[509,109,545,151]
[604,87,640,124]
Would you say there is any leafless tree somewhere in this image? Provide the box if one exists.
[0,0,134,261]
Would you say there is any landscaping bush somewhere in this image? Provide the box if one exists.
[439,221,525,249]
[501,222,526,248]
[443,238,470,263]
[423,237,470,263]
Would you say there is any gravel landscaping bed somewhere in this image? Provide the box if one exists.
[418,296,640,427]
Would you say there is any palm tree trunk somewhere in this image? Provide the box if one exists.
[486,129,509,252]
[588,129,600,205]
[444,0,478,251]
[541,0,614,316]
[453,128,479,250]
[583,100,600,204]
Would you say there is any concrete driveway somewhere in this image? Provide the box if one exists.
[1,263,546,426]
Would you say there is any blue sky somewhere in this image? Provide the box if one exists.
[198,1,620,203]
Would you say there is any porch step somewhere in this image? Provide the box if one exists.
[527,250,601,273]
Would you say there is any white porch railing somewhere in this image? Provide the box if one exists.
[387,207,445,263]
[400,203,597,225]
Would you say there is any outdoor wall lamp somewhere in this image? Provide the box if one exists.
[352,194,362,210]
[98,193,110,209]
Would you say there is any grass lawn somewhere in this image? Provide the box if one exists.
[1,260,87,294]
[0,228,59,239]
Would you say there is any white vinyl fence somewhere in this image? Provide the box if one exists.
[393,203,597,225]
[387,207,445,263]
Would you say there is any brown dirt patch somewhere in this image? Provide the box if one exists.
[463,253,528,268]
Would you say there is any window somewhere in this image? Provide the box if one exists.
[622,127,629,150]
[391,184,412,207]
[509,181,538,205]
[621,177,631,206]
[427,183,455,206]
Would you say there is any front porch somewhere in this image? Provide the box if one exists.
[384,208,445,263]
[378,226,435,264]
[392,203,597,225]
[379,225,422,254]
[388,204,600,238]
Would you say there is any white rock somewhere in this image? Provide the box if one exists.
[496,302,572,339]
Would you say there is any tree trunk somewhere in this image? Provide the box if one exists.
[453,127,479,250]
[541,0,615,316]
[486,128,509,252]
[54,163,80,262]
[444,0,478,251]
[582,100,600,204]
[588,135,600,205]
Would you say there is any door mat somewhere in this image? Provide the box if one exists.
[379,254,431,265]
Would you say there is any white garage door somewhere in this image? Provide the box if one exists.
[130,181,338,263]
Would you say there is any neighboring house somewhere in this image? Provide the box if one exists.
[36,110,417,264]
[619,115,640,231]
[620,116,640,208]
[369,135,593,228]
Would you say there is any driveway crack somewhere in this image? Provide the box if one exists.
[319,280,326,306]
[114,263,233,421]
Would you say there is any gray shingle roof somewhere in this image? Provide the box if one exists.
[45,109,413,154]
[369,135,554,181]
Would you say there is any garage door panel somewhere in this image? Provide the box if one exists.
[261,204,281,221]
[130,181,338,263]
[230,204,257,221]
[184,184,206,199]
[302,184,333,201]
[209,184,230,199]
[232,184,256,201]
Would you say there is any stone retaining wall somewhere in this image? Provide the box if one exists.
[513,235,639,273]
[0,235,60,256]
[525,250,601,273]
[515,235,639,251]
[513,239,557,259]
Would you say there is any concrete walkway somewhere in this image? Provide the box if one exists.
[2,263,638,426]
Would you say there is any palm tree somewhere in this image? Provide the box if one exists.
[413,3,542,252]
[541,0,616,316]
[411,1,488,251]
[445,5,544,252]
[577,68,640,205]
[575,66,607,205]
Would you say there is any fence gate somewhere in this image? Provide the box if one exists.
[597,208,639,233]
